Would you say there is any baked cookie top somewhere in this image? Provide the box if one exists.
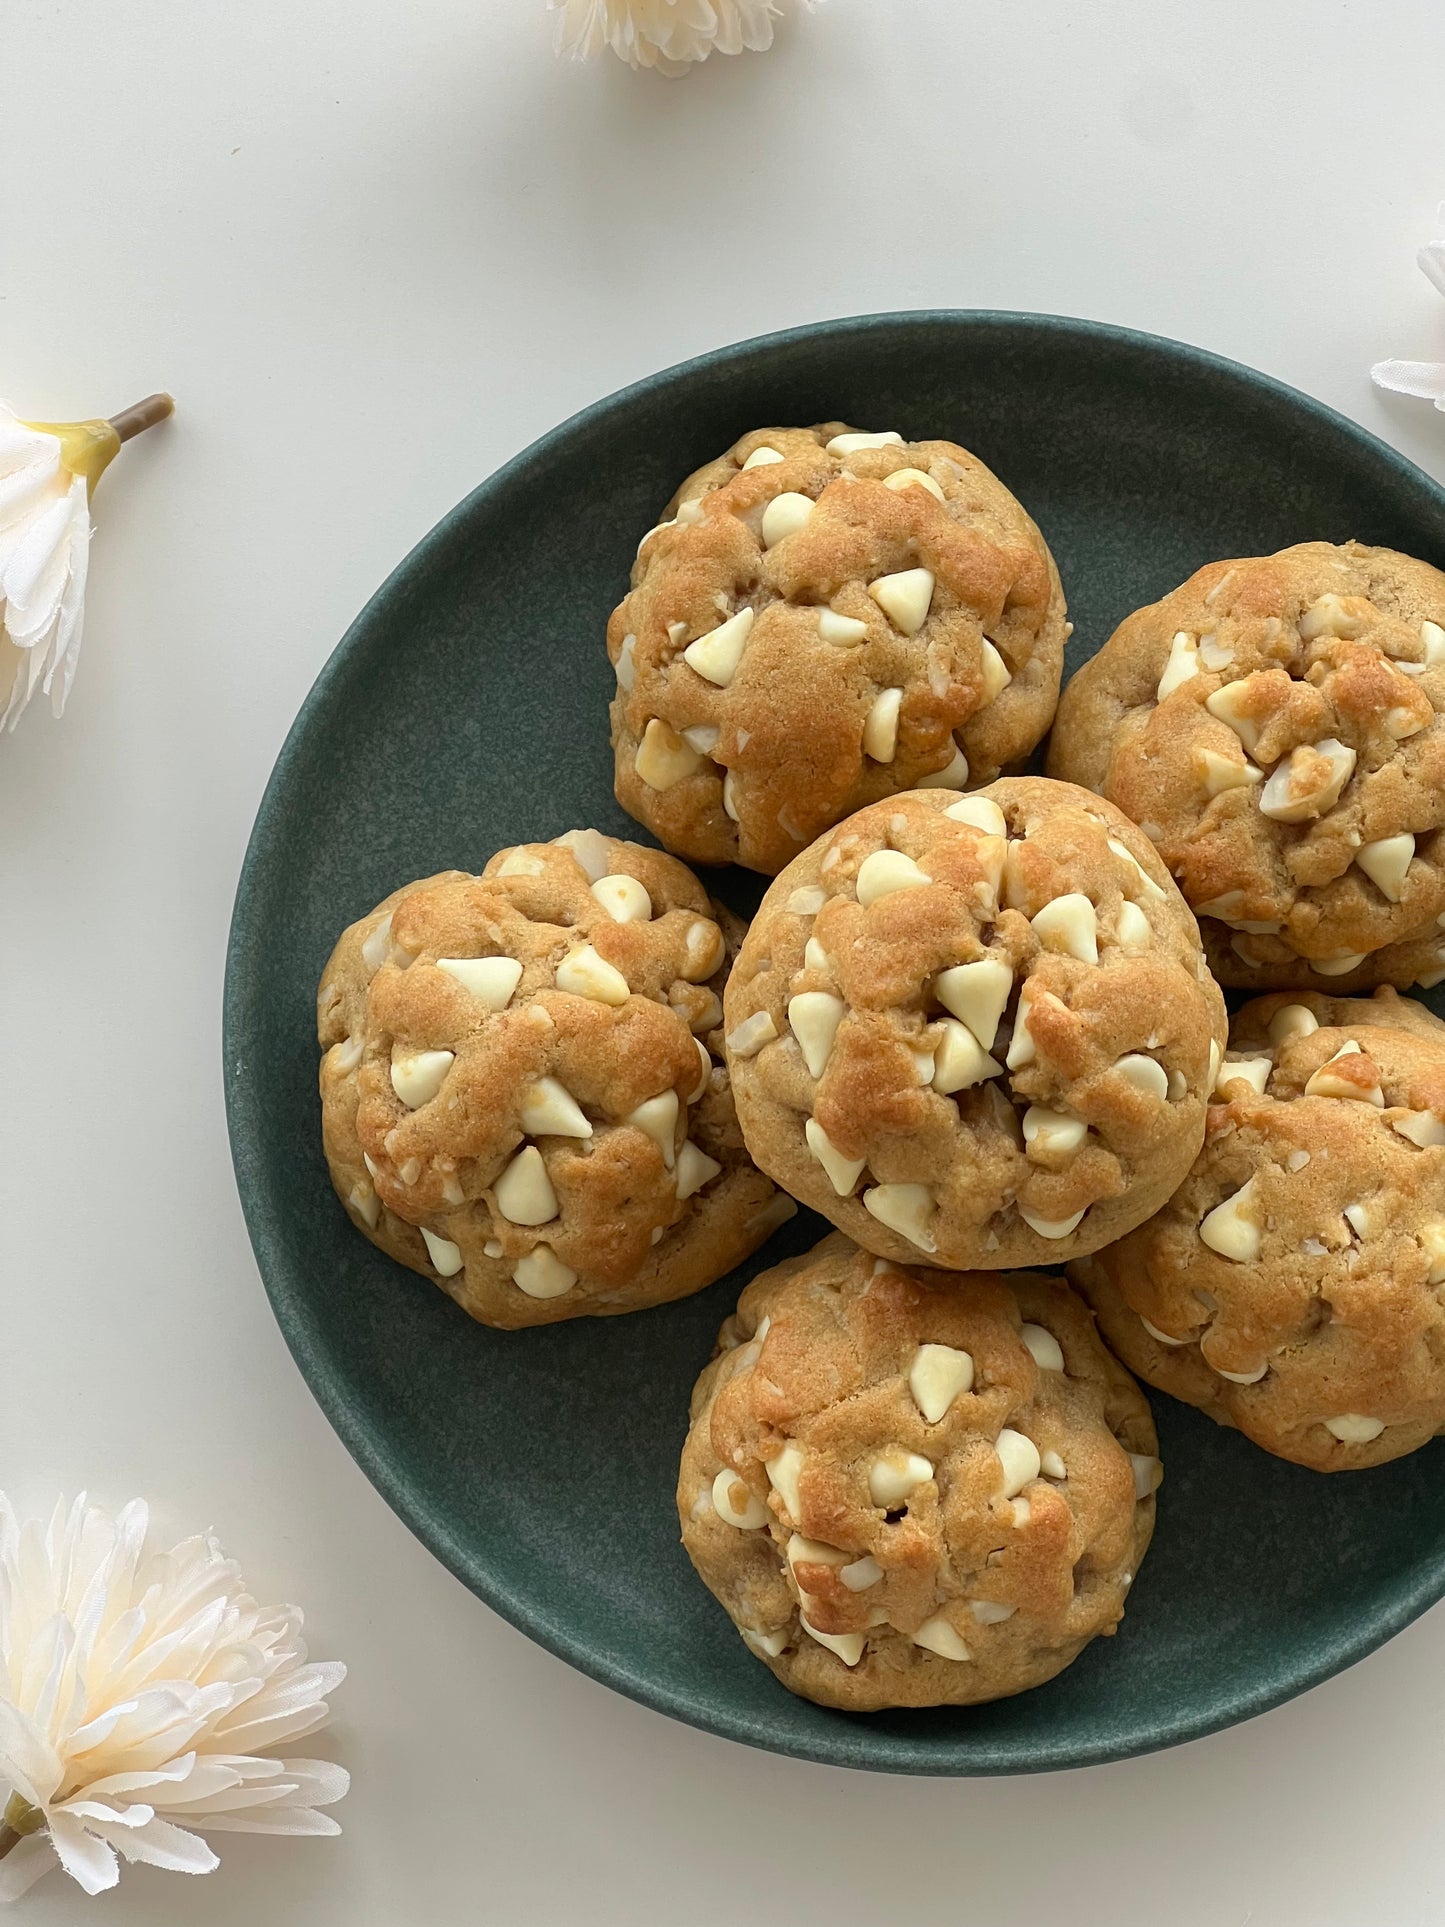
[609,423,1067,874]
[317,830,791,1329]
[678,1233,1158,1712]
[1071,989,1445,1471]
[722,778,1226,1268]
[1048,542,1445,991]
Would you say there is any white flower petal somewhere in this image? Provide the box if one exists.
[195,1805,342,1836]
[1370,358,1445,405]
[0,1697,63,1807]
[47,1810,121,1895]
[97,1813,221,1875]
[0,1833,57,1903]
[1420,241,1445,299]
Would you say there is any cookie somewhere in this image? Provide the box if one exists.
[678,1233,1159,1711]
[1048,541,1445,990]
[722,778,1226,1268]
[609,423,1068,875]
[317,829,793,1328]
[1071,989,1445,1470]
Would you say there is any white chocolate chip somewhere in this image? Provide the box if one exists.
[978,639,1012,703]
[624,1090,680,1168]
[1005,985,1038,1070]
[635,718,702,790]
[1313,952,1368,977]
[1205,679,1265,754]
[856,849,931,906]
[908,1343,975,1422]
[761,491,815,548]
[803,936,830,972]
[615,633,637,688]
[741,1626,789,1658]
[726,1011,779,1057]
[1107,837,1166,899]
[1268,1003,1318,1043]
[1115,1054,1170,1100]
[788,886,828,915]
[800,1618,865,1666]
[721,769,740,822]
[840,1556,883,1591]
[1129,1453,1163,1498]
[1214,1055,1271,1098]
[767,1442,805,1521]
[494,1145,558,1226]
[347,1180,380,1229]
[1300,592,1367,640]
[916,743,971,789]
[788,990,847,1078]
[1031,893,1099,964]
[1019,1324,1064,1372]
[868,567,935,636]
[361,913,407,973]
[1023,1106,1087,1157]
[931,1018,1003,1093]
[1115,900,1151,951]
[362,1152,380,1181]
[395,1156,421,1187]
[688,1038,712,1105]
[683,606,754,687]
[1038,1453,1066,1482]
[818,608,869,645]
[1344,1202,1373,1239]
[512,1245,577,1298]
[1420,1224,1445,1283]
[1305,1042,1383,1105]
[868,1449,935,1507]
[1168,1068,1188,1099]
[712,1469,768,1529]
[1286,1149,1311,1172]
[1385,705,1427,740]
[1355,833,1415,903]
[826,429,904,454]
[587,874,651,925]
[420,1227,464,1277]
[995,1429,1041,1499]
[556,944,630,1006]
[1157,630,1201,700]
[683,920,725,981]
[862,686,903,762]
[862,1183,937,1252]
[329,1033,364,1075]
[913,1616,970,1662]
[497,849,545,877]
[1197,633,1234,671]
[804,1118,867,1196]
[1199,747,1264,796]
[519,1077,592,1139]
[971,1600,1018,1626]
[934,957,1012,1049]
[742,445,784,468]
[390,1047,455,1110]
[1258,739,1356,823]
[1324,1414,1385,1444]
[675,497,705,526]
[440,1171,465,1206]
[1393,1110,1445,1149]
[553,827,612,881]
[681,724,720,756]
[438,955,523,1009]
[944,795,1008,837]
[1421,619,1445,664]
[1199,1178,1262,1261]
[883,465,946,502]
[1141,1316,1188,1346]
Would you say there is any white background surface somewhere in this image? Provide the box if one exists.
[6,1,1445,1919]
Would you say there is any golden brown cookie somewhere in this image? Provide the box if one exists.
[1048,541,1445,991]
[609,423,1068,875]
[1071,989,1445,1470]
[722,778,1226,1268]
[678,1233,1159,1711]
[317,829,793,1328]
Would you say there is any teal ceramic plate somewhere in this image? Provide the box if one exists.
[226,313,1445,1774]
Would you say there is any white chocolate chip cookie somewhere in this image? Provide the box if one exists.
[678,1233,1158,1711]
[1072,988,1445,1470]
[1048,542,1445,991]
[722,778,1227,1267]
[610,424,1068,874]
[317,830,793,1328]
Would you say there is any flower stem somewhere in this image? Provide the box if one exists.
[109,392,175,443]
[0,1792,44,1859]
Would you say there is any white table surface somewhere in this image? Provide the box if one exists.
[7,1,1445,1919]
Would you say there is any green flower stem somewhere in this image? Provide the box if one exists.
[0,1792,45,1860]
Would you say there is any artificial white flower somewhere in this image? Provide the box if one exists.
[0,392,172,737]
[0,1494,347,1903]
[550,0,811,75]
[1370,205,1445,412]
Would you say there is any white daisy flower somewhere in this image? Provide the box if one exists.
[0,392,172,737]
[0,1494,347,1903]
[1371,205,1445,411]
[550,0,811,75]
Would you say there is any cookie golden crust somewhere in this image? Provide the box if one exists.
[678,1234,1159,1712]
[609,423,1067,875]
[1047,542,1445,991]
[316,830,793,1329]
[722,779,1227,1269]
[1071,991,1445,1472]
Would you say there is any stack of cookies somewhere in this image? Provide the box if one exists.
[317,422,1445,1714]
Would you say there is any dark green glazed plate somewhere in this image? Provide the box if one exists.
[225,313,1445,1774]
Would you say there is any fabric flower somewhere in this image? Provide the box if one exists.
[0,392,171,737]
[1370,206,1445,411]
[550,0,811,75]
[0,1494,347,1902]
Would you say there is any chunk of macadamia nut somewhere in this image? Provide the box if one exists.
[316,831,794,1329]
[608,423,1070,874]
[1072,987,1445,1472]
[1049,541,1445,993]
[678,1234,1159,1712]
[722,776,1227,1269]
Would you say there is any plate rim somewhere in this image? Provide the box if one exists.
[224,308,1445,1776]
